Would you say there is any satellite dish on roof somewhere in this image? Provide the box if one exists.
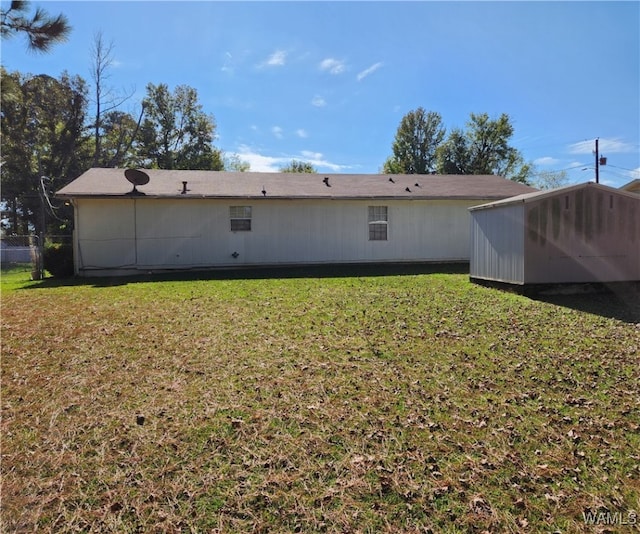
[125,168,150,186]
[124,168,150,195]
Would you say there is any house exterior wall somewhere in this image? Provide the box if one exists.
[75,199,136,269]
[469,205,525,284]
[523,188,639,283]
[73,197,480,275]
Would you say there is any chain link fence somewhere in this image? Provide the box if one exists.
[1,235,72,279]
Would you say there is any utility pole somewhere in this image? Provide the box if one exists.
[595,138,599,184]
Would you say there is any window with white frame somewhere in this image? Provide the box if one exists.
[230,206,252,231]
[368,206,388,241]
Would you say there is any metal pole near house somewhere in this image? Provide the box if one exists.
[32,177,48,280]
[594,138,599,184]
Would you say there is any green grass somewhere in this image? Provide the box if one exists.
[2,266,639,533]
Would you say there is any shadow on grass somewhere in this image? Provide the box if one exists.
[530,283,640,325]
[474,279,640,324]
[18,265,640,324]
[19,262,471,289]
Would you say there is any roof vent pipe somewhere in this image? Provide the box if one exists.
[181,181,188,194]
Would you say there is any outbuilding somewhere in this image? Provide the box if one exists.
[621,179,640,196]
[469,182,640,286]
[56,168,535,277]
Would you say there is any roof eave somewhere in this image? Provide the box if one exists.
[57,193,515,201]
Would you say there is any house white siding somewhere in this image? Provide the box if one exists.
[74,197,479,275]
[75,200,136,269]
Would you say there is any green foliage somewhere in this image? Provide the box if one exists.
[383,107,445,174]
[224,153,251,172]
[433,128,469,175]
[385,109,532,183]
[42,241,74,277]
[95,110,144,168]
[436,113,532,183]
[0,67,90,235]
[139,83,224,170]
[279,160,317,173]
[1,1,71,53]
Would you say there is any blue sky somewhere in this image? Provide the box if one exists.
[2,1,639,187]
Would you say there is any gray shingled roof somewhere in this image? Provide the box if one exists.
[56,168,537,200]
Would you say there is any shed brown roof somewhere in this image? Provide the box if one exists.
[57,168,536,200]
[469,181,640,211]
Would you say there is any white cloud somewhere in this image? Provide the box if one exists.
[271,126,283,139]
[607,166,640,181]
[221,51,233,73]
[298,150,351,172]
[311,95,326,107]
[235,145,287,172]
[311,95,327,107]
[296,129,308,138]
[234,145,351,173]
[568,137,636,154]
[261,50,287,67]
[357,62,383,81]
[301,150,323,160]
[319,58,346,74]
[533,156,561,166]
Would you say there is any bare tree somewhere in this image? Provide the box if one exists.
[531,169,569,190]
[90,31,136,166]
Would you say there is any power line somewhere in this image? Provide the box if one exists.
[607,163,640,172]
[529,163,588,177]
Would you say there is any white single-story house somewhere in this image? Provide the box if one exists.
[56,168,535,277]
[469,182,640,285]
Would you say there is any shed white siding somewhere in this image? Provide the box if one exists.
[74,197,478,275]
[522,188,639,283]
[469,183,640,285]
[470,205,525,284]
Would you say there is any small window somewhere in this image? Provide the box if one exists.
[564,196,570,210]
[230,206,252,231]
[609,195,614,209]
[368,206,388,241]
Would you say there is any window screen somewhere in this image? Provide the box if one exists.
[368,206,388,241]
[230,206,252,231]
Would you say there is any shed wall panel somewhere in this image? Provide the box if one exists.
[524,189,640,283]
[470,205,525,283]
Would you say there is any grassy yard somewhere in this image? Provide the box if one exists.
[1,266,639,533]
